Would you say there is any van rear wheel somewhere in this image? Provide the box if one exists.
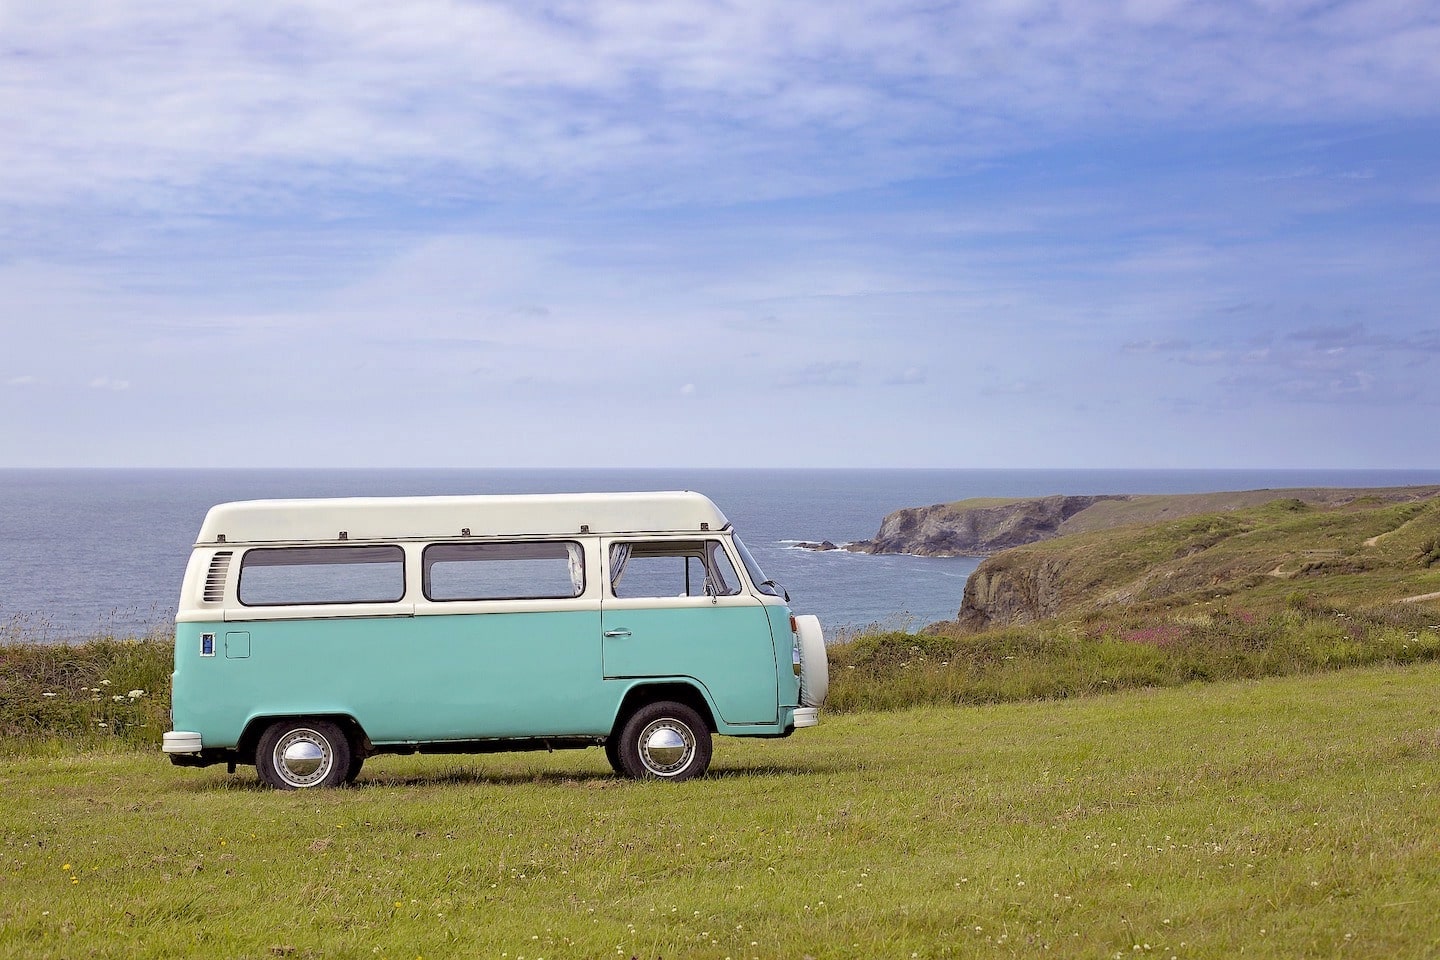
[603,737,624,775]
[256,719,353,790]
[615,701,711,781]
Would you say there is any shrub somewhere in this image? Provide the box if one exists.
[825,605,1440,714]
[0,632,174,753]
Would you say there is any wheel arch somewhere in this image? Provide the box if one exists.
[610,682,717,738]
[238,712,370,765]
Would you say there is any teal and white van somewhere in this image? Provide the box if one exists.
[163,491,827,789]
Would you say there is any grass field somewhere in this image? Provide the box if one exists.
[3,664,1438,959]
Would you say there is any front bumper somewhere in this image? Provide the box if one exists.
[792,707,820,728]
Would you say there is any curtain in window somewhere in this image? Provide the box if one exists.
[608,543,631,592]
[566,543,585,596]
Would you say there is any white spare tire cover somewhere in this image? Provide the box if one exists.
[795,614,829,707]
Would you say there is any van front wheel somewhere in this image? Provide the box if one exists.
[256,719,353,790]
[616,701,712,781]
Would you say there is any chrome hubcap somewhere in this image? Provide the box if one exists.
[274,729,332,787]
[638,719,694,776]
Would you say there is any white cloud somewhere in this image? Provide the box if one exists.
[885,367,926,386]
[1122,339,1193,354]
[2,0,1437,211]
[88,377,131,391]
[980,379,1039,397]
[6,375,40,386]
[780,360,862,389]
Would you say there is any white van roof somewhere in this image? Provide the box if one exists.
[195,491,731,545]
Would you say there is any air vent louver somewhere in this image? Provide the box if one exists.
[203,551,233,603]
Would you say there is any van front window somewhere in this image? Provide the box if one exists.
[734,535,784,599]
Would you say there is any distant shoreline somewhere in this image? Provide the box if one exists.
[806,485,1440,559]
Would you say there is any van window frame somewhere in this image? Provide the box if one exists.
[607,537,746,600]
[236,544,407,608]
[421,539,587,603]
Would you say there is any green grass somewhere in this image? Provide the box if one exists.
[2,664,1439,958]
[829,601,1440,712]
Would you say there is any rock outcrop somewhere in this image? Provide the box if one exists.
[957,553,1068,630]
[848,495,1128,556]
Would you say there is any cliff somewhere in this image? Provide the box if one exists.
[953,489,1440,631]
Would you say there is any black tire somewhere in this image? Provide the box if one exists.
[255,719,353,790]
[615,701,712,782]
[603,737,624,776]
[345,752,365,784]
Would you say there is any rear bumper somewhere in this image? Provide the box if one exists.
[162,731,203,754]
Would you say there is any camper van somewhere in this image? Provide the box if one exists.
[163,491,827,789]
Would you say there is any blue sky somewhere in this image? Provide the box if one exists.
[2,0,1437,468]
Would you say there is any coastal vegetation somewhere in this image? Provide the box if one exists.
[0,628,173,754]
[829,491,1440,711]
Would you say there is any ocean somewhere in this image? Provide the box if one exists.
[4,467,1440,641]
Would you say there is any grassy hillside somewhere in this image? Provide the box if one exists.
[1056,486,1440,538]
[938,486,1440,544]
[960,494,1440,625]
[2,665,1439,959]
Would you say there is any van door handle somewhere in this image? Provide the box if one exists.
[604,629,632,638]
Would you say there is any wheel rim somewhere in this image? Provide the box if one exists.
[272,727,334,788]
[637,717,696,777]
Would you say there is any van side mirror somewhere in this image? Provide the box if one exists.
[761,579,790,602]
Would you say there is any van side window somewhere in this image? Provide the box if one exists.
[239,545,405,606]
[423,541,585,601]
[609,540,743,598]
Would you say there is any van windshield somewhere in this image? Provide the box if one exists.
[734,535,783,599]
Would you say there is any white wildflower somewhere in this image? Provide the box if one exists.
[128,689,145,699]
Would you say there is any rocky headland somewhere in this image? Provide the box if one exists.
[804,485,1440,631]
[832,486,1440,559]
[841,494,1128,556]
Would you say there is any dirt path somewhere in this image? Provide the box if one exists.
[1400,591,1440,604]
